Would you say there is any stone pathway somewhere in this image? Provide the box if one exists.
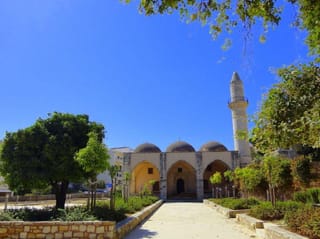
[125,202,258,239]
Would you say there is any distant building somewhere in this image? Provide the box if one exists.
[119,72,252,200]
[97,147,133,186]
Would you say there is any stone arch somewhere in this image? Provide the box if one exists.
[202,160,230,198]
[167,160,196,199]
[130,161,160,195]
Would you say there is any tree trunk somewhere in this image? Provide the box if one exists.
[53,181,69,209]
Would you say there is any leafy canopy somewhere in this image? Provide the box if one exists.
[0,112,105,208]
[75,132,110,179]
[124,0,320,57]
[251,63,320,153]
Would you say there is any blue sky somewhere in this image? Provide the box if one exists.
[0,1,312,151]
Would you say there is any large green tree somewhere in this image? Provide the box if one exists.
[125,0,320,57]
[0,112,104,209]
[251,63,320,153]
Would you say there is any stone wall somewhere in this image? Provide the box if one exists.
[0,221,115,239]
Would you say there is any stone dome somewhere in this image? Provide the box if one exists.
[166,141,195,153]
[200,141,228,152]
[134,143,161,153]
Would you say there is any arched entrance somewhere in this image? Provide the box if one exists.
[176,178,185,194]
[130,161,160,196]
[203,160,230,198]
[167,161,196,199]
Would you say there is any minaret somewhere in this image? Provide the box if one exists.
[228,72,251,166]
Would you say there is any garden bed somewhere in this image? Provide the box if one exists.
[0,197,163,239]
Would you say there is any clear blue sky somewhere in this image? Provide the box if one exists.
[0,1,312,151]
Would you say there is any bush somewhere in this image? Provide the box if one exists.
[4,207,56,221]
[56,207,97,221]
[93,203,126,222]
[93,195,158,222]
[294,188,320,204]
[0,211,19,221]
[0,196,159,222]
[285,206,320,239]
[249,200,304,220]
[210,198,260,210]
[249,202,283,220]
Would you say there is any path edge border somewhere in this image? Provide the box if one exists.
[203,199,249,218]
[115,199,163,239]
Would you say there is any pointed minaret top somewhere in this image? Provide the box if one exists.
[231,72,241,83]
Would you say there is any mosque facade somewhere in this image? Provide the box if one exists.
[121,72,251,200]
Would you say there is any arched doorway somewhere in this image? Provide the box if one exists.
[176,178,185,194]
[130,161,160,196]
[167,161,196,199]
[203,160,230,198]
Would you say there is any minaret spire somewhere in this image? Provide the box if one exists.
[228,72,251,166]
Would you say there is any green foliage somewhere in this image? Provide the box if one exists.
[234,166,262,197]
[249,202,281,220]
[75,132,110,210]
[92,202,126,222]
[223,170,234,183]
[115,196,159,213]
[97,180,106,189]
[285,206,320,239]
[249,200,304,220]
[293,188,320,204]
[0,211,20,221]
[3,207,56,221]
[0,112,105,209]
[209,171,222,185]
[292,156,311,189]
[124,0,320,57]
[0,196,158,222]
[75,132,110,177]
[210,197,260,210]
[251,63,320,153]
[56,207,97,221]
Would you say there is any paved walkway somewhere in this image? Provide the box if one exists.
[125,202,257,239]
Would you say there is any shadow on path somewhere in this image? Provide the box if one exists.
[125,228,158,239]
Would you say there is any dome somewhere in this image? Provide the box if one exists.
[166,141,195,153]
[200,141,228,152]
[134,143,161,153]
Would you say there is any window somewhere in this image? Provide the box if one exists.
[148,168,153,174]
[178,167,182,173]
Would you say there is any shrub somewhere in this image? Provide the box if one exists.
[285,206,320,239]
[210,198,260,210]
[0,211,19,221]
[92,203,126,222]
[4,207,55,221]
[249,200,304,220]
[294,188,320,204]
[249,202,283,220]
[56,207,97,221]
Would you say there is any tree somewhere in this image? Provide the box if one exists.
[262,155,292,206]
[108,165,120,210]
[0,112,104,209]
[291,156,311,190]
[124,0,320,57]
[251,63,320,153]
[209,171,222,198]
[234,166,262,198]
[122,172,131,203]
[75,132,110,210]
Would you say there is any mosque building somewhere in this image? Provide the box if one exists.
[117,72,251,200]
